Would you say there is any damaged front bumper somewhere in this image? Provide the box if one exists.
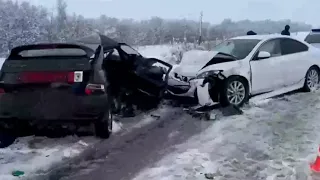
[167,77,197,97]
[191,72,226,106]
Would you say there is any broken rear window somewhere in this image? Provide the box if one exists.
[18,48,87,57]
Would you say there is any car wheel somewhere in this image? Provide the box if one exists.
[95,106,113,139]
[303,66,320,92]
[220,76,249,107]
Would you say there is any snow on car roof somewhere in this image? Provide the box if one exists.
[231,34,289,40]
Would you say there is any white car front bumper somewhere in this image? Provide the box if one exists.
[189,79,216,106]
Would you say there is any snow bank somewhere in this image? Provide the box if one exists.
[292,31,309,41]
[133,91,320,180]
[137,43,206,65]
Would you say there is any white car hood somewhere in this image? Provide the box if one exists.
[174,64,205,77]
[173,50,220,77]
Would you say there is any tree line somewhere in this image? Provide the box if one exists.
[0,0,312,56]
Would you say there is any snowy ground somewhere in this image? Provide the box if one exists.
[0,35,314,179]
[0,121,122,180]
[0,105,171,179]
[132,91,320,180]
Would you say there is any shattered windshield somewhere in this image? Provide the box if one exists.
[212,39,260,59]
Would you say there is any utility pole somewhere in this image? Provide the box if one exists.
[198,11,203,45]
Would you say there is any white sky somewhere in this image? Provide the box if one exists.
[21,0,318,27]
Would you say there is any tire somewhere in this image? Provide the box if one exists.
[220,76,249,107]
[303,66,320,92]
[94,105,113,139]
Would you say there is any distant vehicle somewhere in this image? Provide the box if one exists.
[170,34,320,107]
[0,34,172,140]
[304,29,320,48]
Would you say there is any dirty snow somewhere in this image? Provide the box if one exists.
[0,136,99,180]
[0,121,124,179]
[133,90,320,180]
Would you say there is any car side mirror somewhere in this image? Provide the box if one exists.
[257,51,271,60]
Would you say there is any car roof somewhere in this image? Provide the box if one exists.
[231,34,287,41]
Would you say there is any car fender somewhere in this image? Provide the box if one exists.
[197,60,252,90]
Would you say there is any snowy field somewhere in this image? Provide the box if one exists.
[133,91,320,180]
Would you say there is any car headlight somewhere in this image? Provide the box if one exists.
[196,70,223,79]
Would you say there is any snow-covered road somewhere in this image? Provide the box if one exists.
[133,91,320,180]
[0,121,123,180]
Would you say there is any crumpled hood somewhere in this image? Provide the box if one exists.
[173,50,220,76]
[173,64,204,77]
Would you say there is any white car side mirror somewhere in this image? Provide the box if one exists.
[257,51,271,59]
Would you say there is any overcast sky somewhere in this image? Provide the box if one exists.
[22,0,318,27]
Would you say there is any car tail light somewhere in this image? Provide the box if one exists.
[85,83,105,95]
[0,88,5,94]
[19,71,83,84]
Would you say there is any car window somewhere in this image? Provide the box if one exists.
[280,38,308,55]
[104,49,120,60]
[305,33,320,44]
[258,39,282,57]
[120,45,140,56]
[18,48,87,57]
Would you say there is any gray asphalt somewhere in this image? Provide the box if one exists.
[34,105,212,180]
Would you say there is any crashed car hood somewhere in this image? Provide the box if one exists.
[174,51,238,76]
[173,51,219,76]
[173,64,204,77]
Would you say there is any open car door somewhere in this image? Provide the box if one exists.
[76,33,173,98]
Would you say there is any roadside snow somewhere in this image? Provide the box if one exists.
[113,121,123,133]
[292,31,309,41]
[133,91,320,180]
[137,44,182,65]
[0,136,99,180]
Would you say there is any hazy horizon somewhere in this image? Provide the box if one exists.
[19,0,318,27]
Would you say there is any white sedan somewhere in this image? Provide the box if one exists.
[172,34,320,107]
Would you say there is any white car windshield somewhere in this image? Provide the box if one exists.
[120,45,141,56]
[212,39,261,59]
